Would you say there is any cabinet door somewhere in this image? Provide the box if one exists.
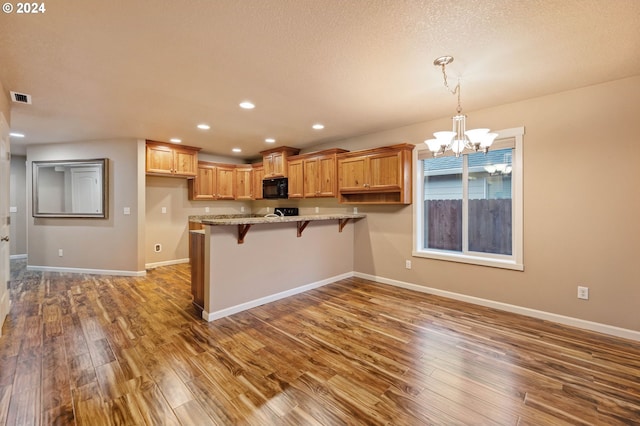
[264,152,286,177]
[338,156,368,192]
[234,167,253,200]
[216,166,236,200]
[368,151,402,190]
[303,158,318,198]
[146,144,174,174]
[287,159,304,198]
[317,156,338,197]
[173,148,198,177]
[263,153,284,177]
[262,154,273,177]
[252,165,264,199]
[191,165,216,200]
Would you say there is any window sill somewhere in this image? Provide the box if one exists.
[412,250,524,271]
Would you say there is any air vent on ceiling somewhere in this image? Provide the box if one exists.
[10,91,32,104]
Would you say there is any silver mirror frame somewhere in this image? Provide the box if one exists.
[32,158,109,218]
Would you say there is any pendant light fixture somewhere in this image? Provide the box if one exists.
[425,56,497,157]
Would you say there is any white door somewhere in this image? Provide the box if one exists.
[0,112,10,335]
[71,167,102,213]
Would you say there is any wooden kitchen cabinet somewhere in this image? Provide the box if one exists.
[286,149,348,199]
[189,161,235,200]
[287,159,304,198]
[216,165,236,200]
[303,149,347,198]
[337,143,414,204]
[260,146,300,178]
[234,166,254,200]
[252,164,264,199]
[146,140,200,177]
[189,162,216,200]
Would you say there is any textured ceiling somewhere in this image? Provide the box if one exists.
[1,0,639,158]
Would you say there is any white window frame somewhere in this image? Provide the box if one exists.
[413,126,524,271]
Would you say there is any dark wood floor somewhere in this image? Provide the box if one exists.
[1,260,640,425]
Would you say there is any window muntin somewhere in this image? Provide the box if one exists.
[414,127,524,270]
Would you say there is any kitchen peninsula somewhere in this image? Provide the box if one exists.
[194,213,365,321]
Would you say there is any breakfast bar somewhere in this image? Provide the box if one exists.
[195,213,365,321]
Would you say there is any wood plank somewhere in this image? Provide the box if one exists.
[173,399,216,426]
[2,259,640,425]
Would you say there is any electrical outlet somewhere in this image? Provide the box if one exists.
[205,207,210,213]
[161,207,167,214]
[315,206,320,213]
[577,286,589,300]
[405,260,412,269]
[353,207,358,214]
[240,206,245,213]
[154,244,162,253]
[58,249,63,257]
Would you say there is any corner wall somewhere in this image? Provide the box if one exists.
[336,76,640,333]
[27,139,145,274]
[9,155,27,256]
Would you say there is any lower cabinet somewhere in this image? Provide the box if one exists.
[190,230,205,312]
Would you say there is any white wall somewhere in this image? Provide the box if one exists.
[327,76,640,334]
[9,155,27,256]
[27,139,145,275]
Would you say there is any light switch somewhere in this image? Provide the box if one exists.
[123,207,131,215]
[9,206,17,213]
[161,207,167,214]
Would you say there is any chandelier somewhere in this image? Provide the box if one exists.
[425,56,497,157]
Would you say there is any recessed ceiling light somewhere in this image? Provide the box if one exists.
[232,148,242,153]
[9,132,25,138]
[265,138,276,143]
[239,101,255,109]
[197,123,210,130]
[312,123,325,130]
[170,138,182,143]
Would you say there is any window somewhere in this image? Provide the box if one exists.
[413,127,524,270]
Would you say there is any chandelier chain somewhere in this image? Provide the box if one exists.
[439,63,462,114]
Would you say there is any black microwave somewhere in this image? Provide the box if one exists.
[263,177,288,199]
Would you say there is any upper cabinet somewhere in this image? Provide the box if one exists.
[234,166,254,200]
[252,164,264,200]
[188,161,235,200]
[260,146,300,178]
[287,148,348,199]
[337,143,414,204]
[146,140,200,177]
[287,158,304,199]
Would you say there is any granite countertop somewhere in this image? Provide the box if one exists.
[200,213,366,226]
[189,214,261,223]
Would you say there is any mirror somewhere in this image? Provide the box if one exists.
[32,158,108,218]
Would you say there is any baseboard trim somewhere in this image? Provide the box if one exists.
[202,272,354,322]
[354,272,640,342]
[26,265,146,277]
[9,254,27,260]
[145,258,189,269]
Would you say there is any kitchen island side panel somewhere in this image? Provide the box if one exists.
[206,220,354,315]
